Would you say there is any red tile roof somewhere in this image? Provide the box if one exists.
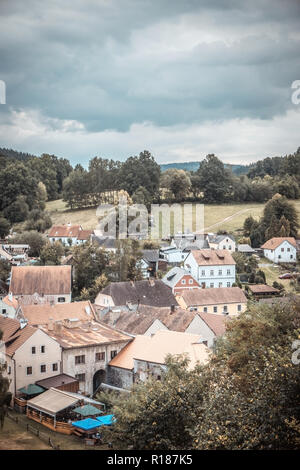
[261,237,296,250]
[198,312,230,336]
[48,225,82,238]
[177,287,247,307]
[248,284,280,294]
[10,265,72,295]
[188,249,236,266]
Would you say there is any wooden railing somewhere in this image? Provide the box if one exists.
[27,408,73,435]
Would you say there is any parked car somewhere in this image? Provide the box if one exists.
[279,273,293,279]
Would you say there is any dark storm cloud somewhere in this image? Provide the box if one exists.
[0,0,299,163]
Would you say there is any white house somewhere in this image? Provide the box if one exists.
[207,234,236,252]
[261,237,297,263]
[184,249,236,288]
[48,224,92,246]
[0,293,18,318]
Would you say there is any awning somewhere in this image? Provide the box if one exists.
[71,418,101,431]
[18,384,45,396]
[96,414,115,426]
[27,387,80,416]
[73,404,103,417]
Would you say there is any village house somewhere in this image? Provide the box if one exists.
[237,244,256,256]
[206,234,236,252]
[0,292,18,318]
[184,249,236,288]
[261,237,297,263]
[162,267,200,294]
[0,316,62,397]
[99,304,208,337]
[195,312,230,348]
[15,300,96,326]
[107,330,210,390]
[40,319,132,395]
[48,224,93,246]
[247,284,280,300]
[9,265,72,304]
[176,286,247,315]
[159,237,209,264]
[94,279,178,310]
[139,249,160,278]
[92,234,118,253]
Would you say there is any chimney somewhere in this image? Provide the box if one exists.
[54,321,63,336]
[48,317,54,331]
[8,292,13,302]
[170,304,176,315]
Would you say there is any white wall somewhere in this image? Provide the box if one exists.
[264,241,296,263]
[184,252,236,288]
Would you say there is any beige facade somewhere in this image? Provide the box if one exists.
[176,295,246,316]
[4,329,62,396]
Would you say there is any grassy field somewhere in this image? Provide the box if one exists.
[46,199,300,234]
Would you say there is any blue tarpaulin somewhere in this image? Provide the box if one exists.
[71,418,101,431]
[96,414,115,426]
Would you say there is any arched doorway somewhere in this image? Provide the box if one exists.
[93,369,106,392]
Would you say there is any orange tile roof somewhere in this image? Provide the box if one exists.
[109,330,210,370]
[19,301,95,326]
[10,265,71,295]
[48,225,82,238]
[0,316,37,357]
[198,312,230,336]
[188,249,236,266]
[261,237,297,250]
[77,230,93,240]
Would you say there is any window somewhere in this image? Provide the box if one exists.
[227,282,231,287]
[218,269,222,276]
[227,269,231,275]
[52,363,58,372]
[26,366,32,375]
[219,282,223,288]
[110,350,117,359]
[290,254,293,259]
[223,306,228,313]
[96,352,105,362]
[210,270,214,276]
[40,364,46,373]
[210,283,214,288]
[41,345,45,353]
[287,248,290,252]
[75,355,85,364]
[181,279,186,285]
[213,306,218,313]
[281,247,284,252]
[7,366,11,375]
[229,245,232,250]
[237,304,242,312]
[223,245,226,249]
[188,279,193,284]
[58,297,65,303]
[278,255,281,259]
[157,375,161,381]
[31,347,36,355]
[201,270,205,276]
[2,309,6,314]
[203,307,208,313]
[75,373,86,382]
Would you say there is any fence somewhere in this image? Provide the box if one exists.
[7,412,60,450]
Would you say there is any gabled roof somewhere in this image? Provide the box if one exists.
[261,237,297,250]
[177,287,247,307]
[198,312,230,336]
[237,244,255,253]
[207,234,235,244]
[77,230,93,241]
[2,295,18,309]
[18,301,95,326]
[141,250,159,263]
[248,284,280,294]
[36,373,78,390]
[0,316,38,357]
[10,265,72,295]
[109,330,210,370]
[98,280,178,308]
[162,267,198,289]
[101,305,198,335]
[48,225,82,238]
[187,249,236,266]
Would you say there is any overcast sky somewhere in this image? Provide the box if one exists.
[0,0,300,166]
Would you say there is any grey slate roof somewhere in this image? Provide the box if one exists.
[100,280,178,308]
[142,250,160,263]
[162,267,195,289]
[237,244,255,253]
[208,234,235,244]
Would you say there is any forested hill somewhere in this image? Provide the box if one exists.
[160,161,250,175]
[0,147,37,162]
